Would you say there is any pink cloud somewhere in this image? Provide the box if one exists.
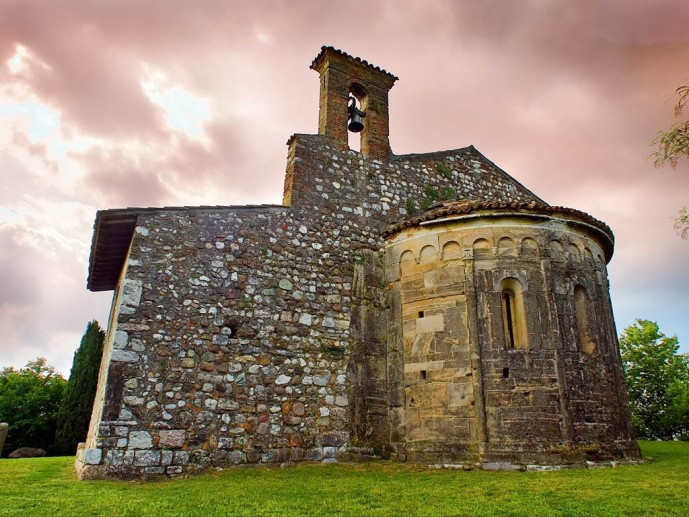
[1,0,688,374]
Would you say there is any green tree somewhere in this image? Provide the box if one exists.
[0,358,67,455]
[651,85,689,238]
[55,321,105,455]
[619,320,689,440]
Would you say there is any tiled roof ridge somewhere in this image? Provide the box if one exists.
[383,199,614,241]
[310,45,398,80]
[96,204,286,216]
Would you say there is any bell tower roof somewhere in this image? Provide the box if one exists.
[310,46,398,81]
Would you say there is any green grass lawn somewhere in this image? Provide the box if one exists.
[0,441,687,516]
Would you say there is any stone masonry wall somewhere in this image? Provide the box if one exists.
[78,134,547,478]
[385,214,638,466]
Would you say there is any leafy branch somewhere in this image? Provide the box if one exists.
[651,85,689,239]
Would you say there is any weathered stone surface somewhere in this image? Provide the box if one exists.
[129,431,153,449]
[526,464,561,472]
[111,350,139,363]
[134,450,161,466]
[121,279,143,307]
[159,430,185,449]
[482,462,523,472]
[173,451,189,465]
[218,399,239,410]
[387,203,638,465]
[313,375,330,387]
[78,47,638,480]
[275,375,291,385]
[113,331,129,350]
[83,448,102,465]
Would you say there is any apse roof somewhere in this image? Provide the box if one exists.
[383,199,615,261]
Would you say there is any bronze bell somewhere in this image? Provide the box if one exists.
[347,96,366,133]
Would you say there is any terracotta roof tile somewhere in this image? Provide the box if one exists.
[383,200,615,254]
[310,46,398,80]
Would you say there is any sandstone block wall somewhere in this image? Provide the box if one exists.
[385,211,638,465]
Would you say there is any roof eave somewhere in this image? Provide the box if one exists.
[86,211,138,292]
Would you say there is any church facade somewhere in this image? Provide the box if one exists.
[77,47,639,479]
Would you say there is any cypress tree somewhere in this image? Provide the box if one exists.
[55,321,105,455]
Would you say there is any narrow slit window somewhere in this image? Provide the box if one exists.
[503,291,516,348]
[418,311,425,318]
[500,278,528,349]
[420,370,427,380]
[502,367,510,379]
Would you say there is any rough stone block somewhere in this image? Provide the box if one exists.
[121,279,143,307]
[227,451,247,464]
[159,430,186,449]
[416,314,445,333]
[218,399,239,410]
[173,451,189,466]
[313,375,330,387]
[305,447,323,461]
[143,467,165,475]
[134,450,161,467]
[129,431,153,449]
[106,449,124,466]
[275,374,291,385]
[404,361,444,374]
[482,462,522,471]
[111,350,140,363]
[83,448,102,465]
[218,437,234,449]
[113,331,129,350]
[448,382,475,407]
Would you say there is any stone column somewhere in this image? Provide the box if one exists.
[462,249,488,455]
[540,249,575,444]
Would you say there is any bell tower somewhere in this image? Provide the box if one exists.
[310,46,398,161]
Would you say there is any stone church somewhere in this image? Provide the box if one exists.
[77,47,639,479]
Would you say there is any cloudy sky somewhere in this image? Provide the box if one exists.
[1,0,688,376]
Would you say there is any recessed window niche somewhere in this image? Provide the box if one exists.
[500,277,528,349]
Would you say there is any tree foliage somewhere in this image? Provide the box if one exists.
[651,85,689,238]
[652,85,689,168]
[675,207,689,240]
[619,320,689,440]
[0,358,67,455]
[55,321,105,455]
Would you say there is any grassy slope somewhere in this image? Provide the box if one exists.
[0,441,687,516]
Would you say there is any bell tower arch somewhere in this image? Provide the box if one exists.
[310,46,398,161]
